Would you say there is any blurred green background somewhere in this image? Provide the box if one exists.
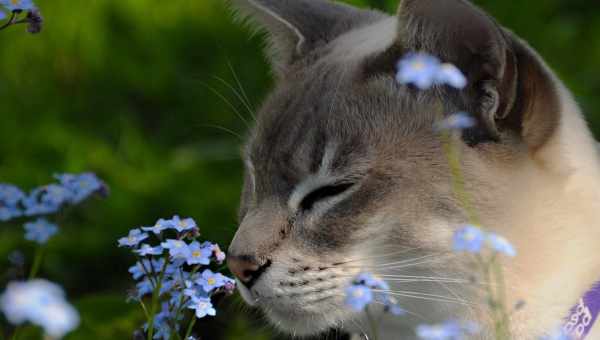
[0,0,599,339]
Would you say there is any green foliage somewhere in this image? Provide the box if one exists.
[0,0,598,338]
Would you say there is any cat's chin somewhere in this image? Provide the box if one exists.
[264,307,342,337]
[236,278,350,336]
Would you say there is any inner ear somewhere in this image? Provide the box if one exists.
[499,31,560,152]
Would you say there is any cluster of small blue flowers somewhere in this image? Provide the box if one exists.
[0,279,79,339]
[396,53,467,90]
[408,225,516,340]
[0,0,42,33]
[0,173,107,244]
[0,173,107,221]
[453,225,516,257]
[0,173,107,338]
[396,53,476,134]
[416,320,479,340]
[345,273,404,316]
[119,215,235,339]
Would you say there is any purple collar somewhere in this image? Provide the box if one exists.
[563,282,600,339]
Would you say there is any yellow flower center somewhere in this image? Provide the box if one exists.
[352,289,364,298]
[412,61,425,70]
[464,231,476,241]
[11,0,19,5]
[192,251,201,258]
[207,278,216,285]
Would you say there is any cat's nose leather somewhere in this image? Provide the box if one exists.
[227,255,269,288]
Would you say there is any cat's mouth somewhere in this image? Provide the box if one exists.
[235,264,358,336]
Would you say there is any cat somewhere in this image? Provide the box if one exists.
[224,0,600,339]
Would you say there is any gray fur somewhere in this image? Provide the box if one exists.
[226,0,565,337]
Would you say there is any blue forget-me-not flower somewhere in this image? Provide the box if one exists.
[434,112,477,132]
[453,225,486,253]
[0,279,79,338]
[487,233,517,257]
[396,53,468,90]
[453,225,517,257]
[345,284,374,311]
[186,241,212,266]
[122,215,235,338]
[23,218,58,244]
[118,229,149,248]
[0,0,35,12]
[345,273,404,315]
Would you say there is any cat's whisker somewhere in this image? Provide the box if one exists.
[227,61,257,121]
[330,293,428,322]
[375,257,457,271]
[343,254,456,272]
[198,123,244,141]
[336,275,477,285]
[372,274,470,281]
[200,82,251,128]
[373,289,468,302]
[336,272,465,280]
[329,247,423,266]
[212,75,257,122]
[373,253,456,268]
[337,252,450,269]
[371,289,478,306]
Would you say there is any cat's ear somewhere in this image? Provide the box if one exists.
[368,0,560,151]
[228,0,379,75]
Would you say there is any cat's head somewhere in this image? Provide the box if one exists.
[226,0,566,336]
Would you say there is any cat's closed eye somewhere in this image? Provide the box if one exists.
[299,182,354,212]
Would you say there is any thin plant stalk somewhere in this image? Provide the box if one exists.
[171,265,201,339]
[9,328,20,340]
[0,12,17,31]
[183,316,197,340]
[438,109,512,338]
[147,258,170,340]
[440,130,480,225]
[491,258,510,339]
[365,306,380,340]
[28,246,45,279]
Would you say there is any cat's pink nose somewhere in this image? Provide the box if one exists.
[227,255,265,287]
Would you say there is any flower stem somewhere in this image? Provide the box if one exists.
[10,328,20,340]
[365,306,379,340]
[147,258,170,340]
[138,299,150,321]
[437,106,512,339]
[183,316,197,339]
[491,257,511,339]
[171,266,200,339]
[28,246,46,279]
[0,12,17,31]
[441,131,480,225]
